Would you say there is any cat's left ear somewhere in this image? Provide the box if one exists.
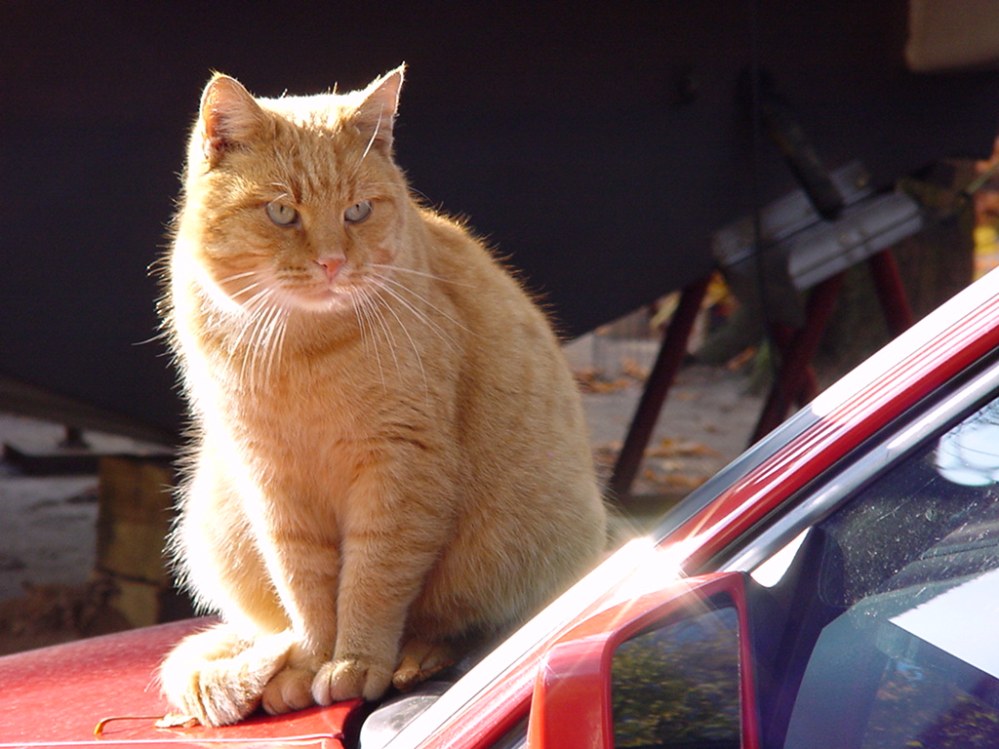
[199,73,266,166]
[353,64,405,153]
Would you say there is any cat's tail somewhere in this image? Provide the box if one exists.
[158,624,295,727]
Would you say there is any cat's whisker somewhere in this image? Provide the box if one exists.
[261,305,289,386]
[371,288,429,400]
[230,286,276,323]
[228,308,256,364]
[133,330,171,347]
[369,279,458,356]
[243,285,279,315]
[217,269,265,285]
[227,280,267,300]
[226,283,269,312]
[250,302,275,383]
[369,264,473,288]
[216,271,270,309]
[407,186,434,204]
[358,286,404,387]
[368,273,466,349]
[231,289,282,386]
[250,310,279,387]
[267,181,295,202]
[371,272,471,335]
[348,288,386,390]
[230,291,269,347]
[262,305,288,384]
[236,308,265,385]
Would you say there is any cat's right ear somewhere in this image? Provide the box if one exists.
[353,65,405,154]
[198,74,265,166]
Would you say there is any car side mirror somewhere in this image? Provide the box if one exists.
[526,571,758,749]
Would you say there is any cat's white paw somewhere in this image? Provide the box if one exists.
[160,627,294,727]
[312,656,394,704]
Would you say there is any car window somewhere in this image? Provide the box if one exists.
[753,393,999,749]
[612,602,741,749]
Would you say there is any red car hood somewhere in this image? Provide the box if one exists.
[0,619,363,748]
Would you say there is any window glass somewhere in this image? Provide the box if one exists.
[758,393,999,749]
[612,604,740,749]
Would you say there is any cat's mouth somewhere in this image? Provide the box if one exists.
[215,264,362,317]
[276,274,358,315]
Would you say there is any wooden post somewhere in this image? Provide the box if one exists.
[96,455,191,627]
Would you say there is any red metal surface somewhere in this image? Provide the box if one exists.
[529,634,611,749]
[0,619,362,748]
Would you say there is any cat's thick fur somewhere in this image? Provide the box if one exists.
[159,66,607,726]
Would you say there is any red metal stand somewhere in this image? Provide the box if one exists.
[749,273,844,443]
[609,248,915,502]
[750,249,915,441]
[608,276,710,500]
[867,250,915,337]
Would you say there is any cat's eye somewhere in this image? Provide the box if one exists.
[266,200,299,227]
[344,200,373,225]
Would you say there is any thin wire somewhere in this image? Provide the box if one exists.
[747,0,781,386]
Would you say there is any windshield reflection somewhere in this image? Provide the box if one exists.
[935,401,999,486]
[890,566,999,680]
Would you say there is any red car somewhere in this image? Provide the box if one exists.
[5,268,999,749]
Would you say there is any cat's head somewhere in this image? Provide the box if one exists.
[175,67,410,316]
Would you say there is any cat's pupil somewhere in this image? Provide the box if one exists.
[266,200,298,227]
[344,200,372,224]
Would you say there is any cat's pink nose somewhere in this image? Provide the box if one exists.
[316,256,345,282]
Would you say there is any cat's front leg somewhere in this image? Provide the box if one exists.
[247,503,344,714]
[312,568,410,702]
[311,483,448,704]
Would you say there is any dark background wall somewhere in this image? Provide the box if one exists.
[3,1,997,440]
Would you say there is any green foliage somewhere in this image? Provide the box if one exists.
[612,608,740,748]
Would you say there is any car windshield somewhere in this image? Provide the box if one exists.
[750,383,999,749]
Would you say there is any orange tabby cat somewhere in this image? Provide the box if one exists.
[159,66,607,727]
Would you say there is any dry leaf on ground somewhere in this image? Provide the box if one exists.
[646,437,721,459]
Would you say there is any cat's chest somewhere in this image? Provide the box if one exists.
[234,377,364,447]
[225,393,367,506]
[205,343,439,493]
[226,369,394,461]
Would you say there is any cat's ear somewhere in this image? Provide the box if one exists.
[352,64,405,153]
[198,74,265,166]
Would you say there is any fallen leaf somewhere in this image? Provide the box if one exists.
[646,438,721,459]
[155,713,202,729]
[620,358,650,383]
[574,369,633,394]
